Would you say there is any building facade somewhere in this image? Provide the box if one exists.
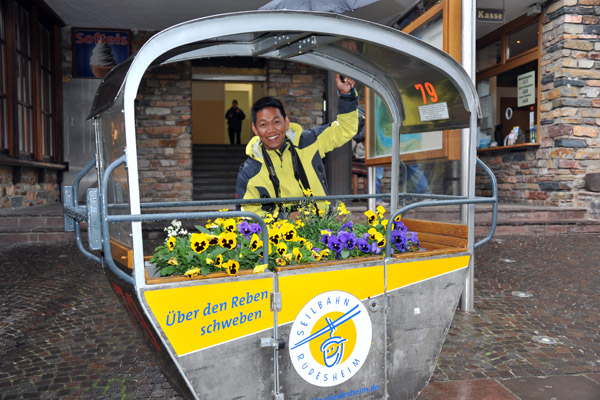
[0,0,598,218]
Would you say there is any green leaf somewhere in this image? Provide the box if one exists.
[200,265,211,276]
[341,250,350,259]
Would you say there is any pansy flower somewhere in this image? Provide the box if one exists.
[276,242,287,257]
[250,234,263,252]
[327,236,343,254]
[311,249,322,260]
[214,254,224,268]
[283,253,293,263]
[167,257,178,266]
[219,232,237,250]
[376,205,386,219]
[184,267,200,277]
[205,235,218,246]
[224,260,239,276]
[280,223,297,241]
[238,221,252,238]
[276,258,286,266]
[223,218,237,233]
[410,232,420,247]
[268,227,281,245]
[357,238,371,253]
[253,264,268,274]
[250,223,262,234]
[293,247,302,263]
[190,233,209,254]
[392,229,408,251]
[339,221,354,233]
[167,236,176,251]
[338,231,357,250]
[368,228,379,241]
[364,210,377,225]
[370,241,382,255]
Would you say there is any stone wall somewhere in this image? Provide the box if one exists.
[477,1,600,218]
[135,62,193,203]
[0,167,60,208]
[266,60,327,127]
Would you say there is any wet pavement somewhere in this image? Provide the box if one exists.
[1,233,599,399]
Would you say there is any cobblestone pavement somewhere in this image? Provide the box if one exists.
[1,234,599,399]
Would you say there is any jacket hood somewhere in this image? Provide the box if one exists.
[245,122,302,161]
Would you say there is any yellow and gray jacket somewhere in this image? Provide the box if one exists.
[236,92,358,216]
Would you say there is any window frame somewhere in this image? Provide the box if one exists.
[0,0,64,171]
[476,14,542,152]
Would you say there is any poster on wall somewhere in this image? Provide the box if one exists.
[72,28,131,79]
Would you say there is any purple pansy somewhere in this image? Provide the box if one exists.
[338,231,357,250]
[357,238,370,253]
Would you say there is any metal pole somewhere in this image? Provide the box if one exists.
[460,0,476,312]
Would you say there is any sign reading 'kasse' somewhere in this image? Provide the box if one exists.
[518,71,536,108]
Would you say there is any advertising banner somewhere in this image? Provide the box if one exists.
[72,28,131,78]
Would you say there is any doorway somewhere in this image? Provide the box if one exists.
[192,81,265,145]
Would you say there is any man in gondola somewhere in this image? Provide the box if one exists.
[236,74,358,216]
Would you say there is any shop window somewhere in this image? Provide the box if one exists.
[507,22,538,60]
[476,15,540,152]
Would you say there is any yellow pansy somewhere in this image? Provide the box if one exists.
[223,218,236,233]
[276,258,286,266]
[312,249,322,261]
[167,257,178,266]
[214,254,224,268]
[283,253,293,263]
[381,219,389,230]
[364,210,377,225]
[250,234,263,252]
[394,214,402,222]
[293,247,302,263]
[190,232,209,254]
[264,214,274,224]
[376,205,386,219]
[224,260,239,276]
[276,242,287,257]
[206,258,214,265]
[303,188,313,197]
[253,264,268,274]
[219,232,237,250]
[269,227,281,245]
[207,235,220,246]
[295,219,305,228]
[368,228,379,241]
[184,267,200,277]
[280,223,297,241]
[167,236,176,251]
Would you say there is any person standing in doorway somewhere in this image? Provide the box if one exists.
[225,100,246,145]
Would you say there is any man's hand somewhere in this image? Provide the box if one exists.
[336,74,355,95]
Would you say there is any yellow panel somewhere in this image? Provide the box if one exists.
[387,255,470,293]
[144,255,469,356]
[144,278,273,356]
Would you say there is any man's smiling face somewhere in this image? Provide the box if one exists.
[252,107,289,151]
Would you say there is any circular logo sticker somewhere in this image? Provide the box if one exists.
[289,290,372,387]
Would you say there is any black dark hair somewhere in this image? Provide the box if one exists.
[251,96,286,124]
